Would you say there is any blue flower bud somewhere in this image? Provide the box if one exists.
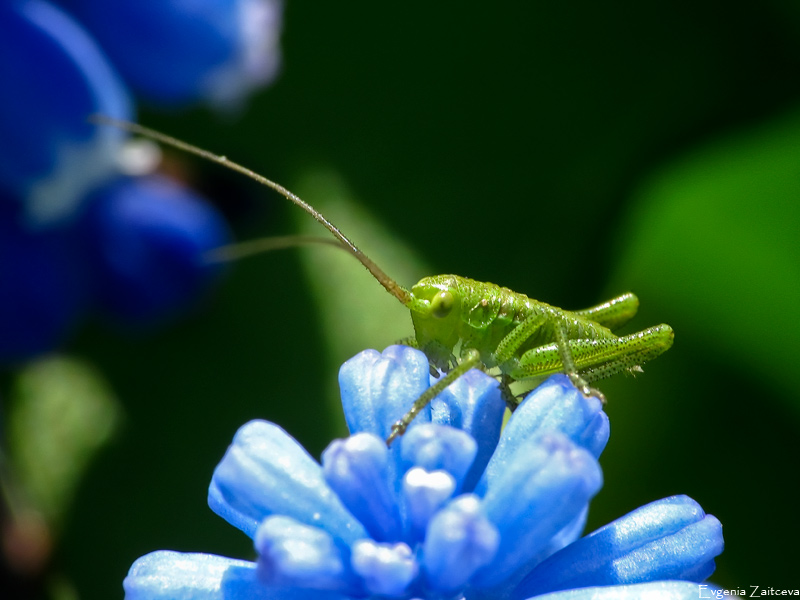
[339,345,431,441]
[475,373,609,497]
[473,432,603,590]
[422,494,499,594]
[429,368,505,490]
[123,551,265,600]
[321,433,403,542]
[254,516,359,594]
[399,423,477,491]
[514,495,725,597]
[210,420,366,543]
[350,539,417,597]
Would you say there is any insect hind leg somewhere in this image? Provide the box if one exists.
[510,324,674,397]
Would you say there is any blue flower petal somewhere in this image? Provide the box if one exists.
[0,0,131,227]
[81,175,230,322]
[254,516,361,594]
[66,0,282,107]
[210,420,367,543]
[339,346,431,440]
[475,374,608,497]
[513,495,724,598]
[401,467,456,541]
[422,494,499,594]
[321,433,403,542]
[533,505,589,565]
[429,368,505,490]
[123,551,265,600]
[523,580,719,600]
[207,480,259,541]
[350,539,417,597]
[124,550,347,600]
[472,433,603,591]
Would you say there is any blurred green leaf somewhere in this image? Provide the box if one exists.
[290,167,431,429]
[610,105,800,410]
[8,356,121,526]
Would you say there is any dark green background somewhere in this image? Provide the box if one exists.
[9,1,800,597]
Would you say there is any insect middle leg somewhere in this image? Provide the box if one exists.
[553,321,606,402]
[493,311,603,401]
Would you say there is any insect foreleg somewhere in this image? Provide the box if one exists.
[386,349,482,447]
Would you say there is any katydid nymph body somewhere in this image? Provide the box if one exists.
[92,117,675,446]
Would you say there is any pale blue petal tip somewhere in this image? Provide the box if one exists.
[402,467,456,541]
[400,423,477,489]
[351,540,417,597]
[123,551,263,600]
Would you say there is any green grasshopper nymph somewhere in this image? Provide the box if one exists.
[92,117,675,446]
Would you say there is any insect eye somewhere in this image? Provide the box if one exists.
[430,290,454,318]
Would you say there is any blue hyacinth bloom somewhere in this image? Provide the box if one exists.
[123,346,724,600]
[61,0,283,108]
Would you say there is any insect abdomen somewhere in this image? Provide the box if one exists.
[452,275,615,362]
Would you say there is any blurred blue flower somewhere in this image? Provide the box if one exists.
[0,0,131,228]
[123,346,724,600]
[0,198,88,361]
[60,0,283,108]
[80,174,232,323]
[1,0,282,361]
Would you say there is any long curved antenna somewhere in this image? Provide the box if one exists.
[204,235,348,263]
[90,115,411,306]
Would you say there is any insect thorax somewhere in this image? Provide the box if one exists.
[407,274,548,370]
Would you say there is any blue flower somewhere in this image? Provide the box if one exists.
[80,175,231,323]
[123,345,724,600]
[61,0,283,108]
[0,0,132,228]
[0,0,281,359]
[0,198,88,361]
